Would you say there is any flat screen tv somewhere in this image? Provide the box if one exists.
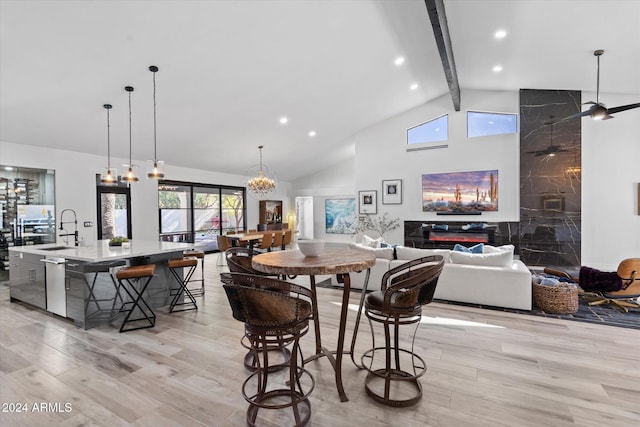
[422,170,498,213]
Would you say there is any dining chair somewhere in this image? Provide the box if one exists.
[271,231,284,251]
[281,229,293,250]
[256,231,274,252]
[216,234,231,266]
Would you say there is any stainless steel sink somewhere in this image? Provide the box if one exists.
[40,246,73,251]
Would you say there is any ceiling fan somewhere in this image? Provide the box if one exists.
[527,118,569,157]
[563,50,640,121]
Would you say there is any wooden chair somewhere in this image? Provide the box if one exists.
[256,231,273,252]
[582,258,640,312]
[544,258,640,312]
[271,231,284,251]
[216,235,230,266]
[281,229,292,250]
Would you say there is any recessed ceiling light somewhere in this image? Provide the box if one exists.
[410,83,419,91]
[394,56,405,66]
[492,65,503,72]
[279,116,288,124]
[494,30,507,39]
[308,131,316,137]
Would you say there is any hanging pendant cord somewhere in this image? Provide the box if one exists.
[152,69,158,161]
[596,54,600,105]
[128,90,133,165]
[106,106,111,170]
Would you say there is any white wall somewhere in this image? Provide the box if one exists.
[292,157,357,244]
[1,141,291,243]
[581,92,640,270]
[291,89,640,270]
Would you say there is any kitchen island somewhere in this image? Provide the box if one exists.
[8,240,196,329]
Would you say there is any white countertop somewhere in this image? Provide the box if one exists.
[8,240,196,262]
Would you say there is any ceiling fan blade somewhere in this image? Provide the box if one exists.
[559,109,594,122]
[606,103,640,115]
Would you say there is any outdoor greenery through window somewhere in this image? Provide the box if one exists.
[159,181,245,251]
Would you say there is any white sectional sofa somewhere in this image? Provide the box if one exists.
[332,243,532,310]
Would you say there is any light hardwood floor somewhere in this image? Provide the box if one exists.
[1,254,639,426]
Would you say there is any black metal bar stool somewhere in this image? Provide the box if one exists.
[167,257,198,312]
[184,249,206,295]
[223,273,315,427]
[115,263,157,333]
[360,256,444,407]
[83,259,127,321]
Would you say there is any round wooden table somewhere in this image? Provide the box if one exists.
[252,247,375,402]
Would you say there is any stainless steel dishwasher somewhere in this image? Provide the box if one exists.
[42,256,67,317]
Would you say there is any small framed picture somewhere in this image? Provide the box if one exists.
[382,179,402,205]
[358,190,377,214]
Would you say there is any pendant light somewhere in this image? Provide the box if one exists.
[146,65,165,179]
[100,104,117,185]
[121,86,139,183]
[247,145,276,198]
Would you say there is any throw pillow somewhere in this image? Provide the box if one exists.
[449,250,513,268]
[453,243,484,253]
[348,242,394,260]
[395,246,451,262]
[362,235,383,248]
[483,244,515,254]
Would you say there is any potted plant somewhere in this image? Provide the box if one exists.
[355,213,400,240]
[109,236,129,247]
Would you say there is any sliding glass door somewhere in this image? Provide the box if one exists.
[158,180,245,252]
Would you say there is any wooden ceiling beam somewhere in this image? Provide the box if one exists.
[425,0,461,111]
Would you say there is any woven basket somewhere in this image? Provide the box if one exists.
[532,282,579,314]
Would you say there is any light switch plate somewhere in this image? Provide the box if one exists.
[83,221,93,227]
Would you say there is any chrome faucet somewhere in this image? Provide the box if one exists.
[59,209,79,247]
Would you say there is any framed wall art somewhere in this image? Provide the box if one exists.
[325,198,356,234]
[422,169,498,213]
[382,179,402,204]
[358,190,377,214]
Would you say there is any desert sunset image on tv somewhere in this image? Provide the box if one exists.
[422,170,498,212]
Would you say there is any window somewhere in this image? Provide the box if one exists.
[407,115,448,148]
[96,176,131,240]
[467,111,517,138]
[158,180,245,251]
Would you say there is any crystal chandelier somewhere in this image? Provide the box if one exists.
[247,145,276,197]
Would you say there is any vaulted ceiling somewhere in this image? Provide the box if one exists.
[1,0,639,181]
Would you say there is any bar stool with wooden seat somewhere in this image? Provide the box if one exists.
[167,257,199,312]
[360,255,444,407]
[115,264,157,333]
[223,273,315,427]
[183,249,206,295]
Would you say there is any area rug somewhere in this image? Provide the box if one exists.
[315,279,640,330]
